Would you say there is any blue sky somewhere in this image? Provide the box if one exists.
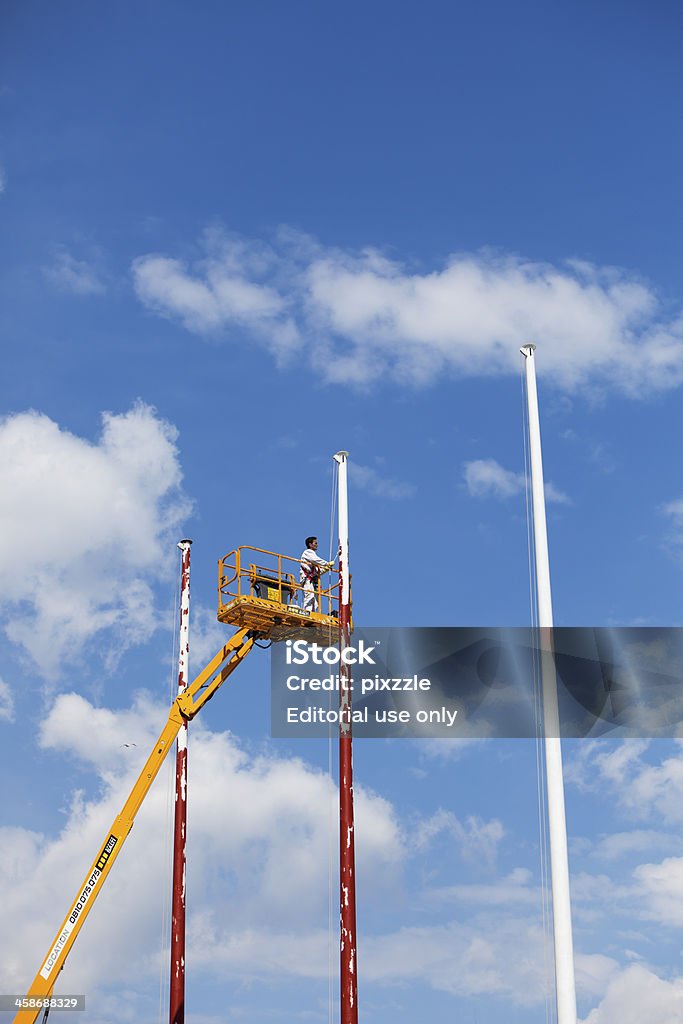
[3,2,683,1021]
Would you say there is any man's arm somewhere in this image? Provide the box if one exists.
[301,549,333,570]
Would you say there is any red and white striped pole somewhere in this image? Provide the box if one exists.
[170,539,192,1024]
[333,452,358,1024]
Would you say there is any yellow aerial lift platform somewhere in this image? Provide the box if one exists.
[218,545,350,641]
[13,547,349,1024]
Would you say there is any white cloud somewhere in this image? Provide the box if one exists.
[550,851,683,937]
[0,404,191,676]
[464,459,523,499]
[634,857,683,928]
[425,867,537,908]
[542,482,572,504]
[0,678,15,722]
[183,913,617,1013]
[564,743,683,933]
[413,737,483,762]
[662,499,683,523]
[6,690,637,1018]
[565,740,683,827]
[412,808,504,867]
[463,458,570,504]
[132,228,683,395]
[661,499,683,562]
[360,917,566,1006]
[575,952,621,1000]
[43,247,106,295]
[592,830,672,862]
[566,739,651,793]
[581,964,683,1024]
[348,461,415,500]
[132,231,300,358]
[573,870,624,903]
[187,915,559,1010]
[39,691,165,771]
[2,692,404,1006]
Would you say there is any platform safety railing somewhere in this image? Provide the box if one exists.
[218,546,347,621]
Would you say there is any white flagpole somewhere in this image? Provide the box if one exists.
[521,345,577,1024]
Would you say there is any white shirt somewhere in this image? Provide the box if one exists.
[300,547,331,583]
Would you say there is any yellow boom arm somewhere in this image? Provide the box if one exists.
[14,627,256,1024]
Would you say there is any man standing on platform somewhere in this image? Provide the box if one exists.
[299,536,335,612]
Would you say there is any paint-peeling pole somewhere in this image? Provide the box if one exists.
[333,452,358,1024]
[520,346,577,1024]
[170,539,192,1024]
